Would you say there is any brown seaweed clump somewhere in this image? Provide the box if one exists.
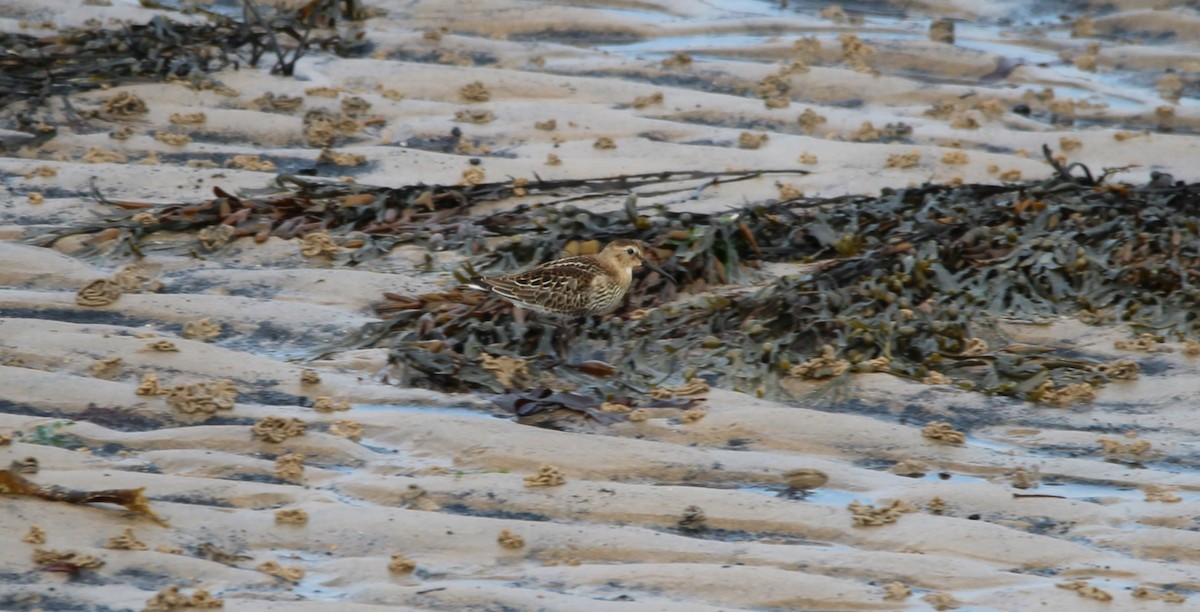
[165,380,237,416]
[883,581,912,600]
[105,527,148,550]
[678,505,707,532]
[275,508,309,524]
[848,499,917,527]
[22,525,46,544]
[922,422,965,445]
[252,416,307,443]
[497,529,525,549]
[144,585,224,611]
[257,560,305,582]
[388,553,416,574]
[182,318,222,341]
[33,548,105,570]
[275,453,305,481]
[329,420,363,441]
[922,592,963,611]
[312,397,350,413]
[76,279,122,307]
[523,464,566,488]
[1056,581,1113,601]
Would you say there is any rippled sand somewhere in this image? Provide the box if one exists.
[3,0,1200,609]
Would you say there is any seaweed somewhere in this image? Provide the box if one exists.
[0,0,369,142]
[27,150,1200,408]
[0,469,167,525]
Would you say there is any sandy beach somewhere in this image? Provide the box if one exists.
[3,0,1200,609]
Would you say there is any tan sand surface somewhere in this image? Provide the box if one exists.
[3,0,1200,609]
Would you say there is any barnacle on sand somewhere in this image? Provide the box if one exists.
[497,529,525,549]
[2,470,166,525]
[389,553,416,574]
[76,279,122,306]
[253,417,307,443]
[628,408,653,422]
[312,397,350,413]
[274,453,305,481]
[680,408,707,423]
[883,582,912,600]
[147,340,179,352]
[480,353,529,388]
[524,464,565,487]
[275,508,309,524]
[105,527,148,550]
[593,136,617,150]
[182,318,221,341]
[137,372,163,396]
[254,91,303,112]
[329,420,363,441]
[789,345,850,379]
[33,548,104,570]
[848,499,917,526]
[1057,581,1112,601]
[922,421,965,445]
[144,585,223,611]
[301,232,340,257]
[257,560,305,582]
[22,525,46,544]
[90,356,122,378]
[678,505,707,532]
[600,402,630,413]
[301,370,321,385]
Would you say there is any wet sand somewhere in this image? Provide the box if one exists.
[3,0,1200,609]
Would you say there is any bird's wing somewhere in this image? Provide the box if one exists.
[478,257,603,313]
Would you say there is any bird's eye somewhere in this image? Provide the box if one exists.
[626,248,636,256]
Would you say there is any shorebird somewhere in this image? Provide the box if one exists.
[470,239,673,319]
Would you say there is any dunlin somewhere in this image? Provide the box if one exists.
[471,239,672,318]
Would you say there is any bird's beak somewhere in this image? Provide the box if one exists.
[640,257,675,284]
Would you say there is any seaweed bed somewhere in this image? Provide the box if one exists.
[30,148,1200,411]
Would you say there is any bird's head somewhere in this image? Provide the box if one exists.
[602,239,674,282]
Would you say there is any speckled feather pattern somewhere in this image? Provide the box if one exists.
[474,240,648,317]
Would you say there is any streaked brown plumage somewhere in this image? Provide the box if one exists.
[471,239,671,318]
